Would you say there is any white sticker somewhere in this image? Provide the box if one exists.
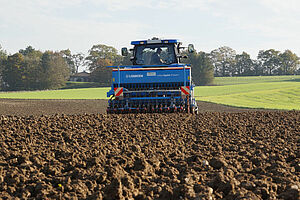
[147,72,156,76]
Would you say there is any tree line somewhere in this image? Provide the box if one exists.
[0,44,128,90]
[0,45,71,91]
[210,46,300,77]
[0,44,299,91]
[81,45,300,85]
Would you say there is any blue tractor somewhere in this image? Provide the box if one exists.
[106,38,198,114]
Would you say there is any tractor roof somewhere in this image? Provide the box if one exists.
[131,39,179,45]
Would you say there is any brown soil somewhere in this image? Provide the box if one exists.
[0,99,271,116]
[0,99,299,199]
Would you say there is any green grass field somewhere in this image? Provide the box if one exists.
[0,75,299,110]
[213,75,300,85]
[0,88,109,99]
[194,82,300,110]
[61,81,105,89]
[197,75,300,110]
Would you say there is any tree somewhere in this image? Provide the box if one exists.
[19,46,36,56]
[278,50,300,75]
[60,50,87,74]
[2,53,26,90]
[0,45,8,71]
[0,45,8,89]
[22,51,43,90]
[86,44,122,84]
[60,49,76,74]
[17,46,43,89]
[90,59,113,85]
[72,53,85,73]
[210,46,236,76]
[182,51,214,86]
[0,44,7,60]
[39,51,70,89]
[19,46,43,58]
[252,59,263,76]
[2,50,70,91]
[257,49,280,75]
[234,52,254,76]
[86,44,122,71]
[3,48,42,90]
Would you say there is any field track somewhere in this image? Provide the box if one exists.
[0,99,299,199]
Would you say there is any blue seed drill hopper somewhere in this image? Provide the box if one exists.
[107,38,198,114]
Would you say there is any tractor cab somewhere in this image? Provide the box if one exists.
[121,38,194,66]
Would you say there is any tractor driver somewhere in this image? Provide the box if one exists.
[151,48,164,65]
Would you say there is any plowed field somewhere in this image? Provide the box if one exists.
[0,99,263,116]
[0,99,299,199]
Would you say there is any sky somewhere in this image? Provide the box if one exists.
[1,0,300,60]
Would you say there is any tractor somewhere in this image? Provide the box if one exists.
[106,38,198,114]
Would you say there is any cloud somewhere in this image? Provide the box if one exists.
[0,0,146,53]
[1,0,300,58]
[85,0,215,11]
[193,0,300,39]
[260,0,300,13]
[27,0,85,8]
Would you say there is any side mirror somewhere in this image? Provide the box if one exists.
[188,44,195,53]
[121,47,128,56]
